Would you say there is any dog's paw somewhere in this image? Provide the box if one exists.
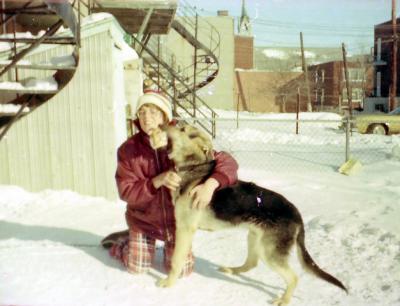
[156,277,176,288]
[272,297,289,306]
[218,266,234,274]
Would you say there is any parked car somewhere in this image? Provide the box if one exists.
[354,107,400,135]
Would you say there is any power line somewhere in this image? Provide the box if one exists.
[191,7,378,32]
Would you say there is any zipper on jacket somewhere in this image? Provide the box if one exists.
[154,148,173,243]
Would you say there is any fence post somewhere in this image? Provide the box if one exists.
[126,104,133,138]
[342,43,353,119]
[212,112,216,139]
[236,93,240,129]
[296,87,300,134]
[345,116,350,162]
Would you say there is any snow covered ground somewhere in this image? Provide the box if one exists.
[1,111,400,306]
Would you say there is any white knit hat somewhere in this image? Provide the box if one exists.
[136,91,172,122]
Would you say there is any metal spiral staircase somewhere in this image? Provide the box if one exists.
[86,0,220,137]
[0,0,80,141]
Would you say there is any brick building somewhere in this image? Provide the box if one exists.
[373,18,400,103]
[234,70,301,112]
[277,60,373,113]
[234,35,253,69]
[308,60,373,112]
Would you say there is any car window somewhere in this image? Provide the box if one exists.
[389,107,400,115]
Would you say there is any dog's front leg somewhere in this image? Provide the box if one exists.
[157,226,195,288]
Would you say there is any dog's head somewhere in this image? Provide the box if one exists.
[165,125,213,167]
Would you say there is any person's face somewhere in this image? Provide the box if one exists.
[137,104,166,135]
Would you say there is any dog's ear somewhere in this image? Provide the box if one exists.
[184,125,200,137]
[202,146,214,160]
[178,124,190,133]
[188,130,200,139]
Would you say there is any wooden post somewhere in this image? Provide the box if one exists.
[390,0,398,111]
[300,32,312,112]
[342,43,352,118]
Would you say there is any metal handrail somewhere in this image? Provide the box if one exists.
[144,35,217,90]
[177,0,220,58]
[0,0,80,140]
[68,0,219,137]
[134,36,216,114]
[133,35,216,136]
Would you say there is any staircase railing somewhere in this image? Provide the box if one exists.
[177,0,220,59]
[137,1,221,137]
[0,0,81,141]
[70,0,220,137]
[133,35,216,137]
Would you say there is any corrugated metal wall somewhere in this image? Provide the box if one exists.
[0,25,126,200]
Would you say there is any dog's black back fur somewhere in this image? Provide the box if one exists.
[211,181,303,227]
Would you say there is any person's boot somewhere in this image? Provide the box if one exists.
[101,229,129,249]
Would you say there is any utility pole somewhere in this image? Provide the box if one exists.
[390,0,398,111]
[300,32,312,112]
[342,43,353,118]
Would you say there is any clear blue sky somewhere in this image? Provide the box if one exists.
[183,0,397,52]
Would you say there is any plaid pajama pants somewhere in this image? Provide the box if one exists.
[109,229,194,276]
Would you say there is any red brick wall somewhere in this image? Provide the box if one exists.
[308,61,374,111]
[234,36,253,69]
[233,70,301,112]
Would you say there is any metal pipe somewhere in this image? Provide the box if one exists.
[345,117,350,162]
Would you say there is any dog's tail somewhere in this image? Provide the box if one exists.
[296,226,348,293]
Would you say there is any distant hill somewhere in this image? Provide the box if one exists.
[254,46,371,72]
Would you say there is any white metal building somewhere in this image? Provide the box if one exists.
[0,14,142,200]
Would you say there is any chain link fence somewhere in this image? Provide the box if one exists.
[181,116,400,174]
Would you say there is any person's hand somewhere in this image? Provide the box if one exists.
[152,171,182,191]
[189,178,219,209]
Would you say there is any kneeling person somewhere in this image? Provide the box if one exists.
[104,90,238,276]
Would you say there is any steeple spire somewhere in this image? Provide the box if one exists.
[241,0,249,18]
[238,0,252,36]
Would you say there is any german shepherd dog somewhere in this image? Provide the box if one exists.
[150,124,347,306]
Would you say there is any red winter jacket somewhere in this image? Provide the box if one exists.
[115,127,238,242]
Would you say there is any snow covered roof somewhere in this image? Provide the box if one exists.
[0,13,138,61]
[96,0,178,9]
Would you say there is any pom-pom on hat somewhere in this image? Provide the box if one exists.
[136,90,172,122]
